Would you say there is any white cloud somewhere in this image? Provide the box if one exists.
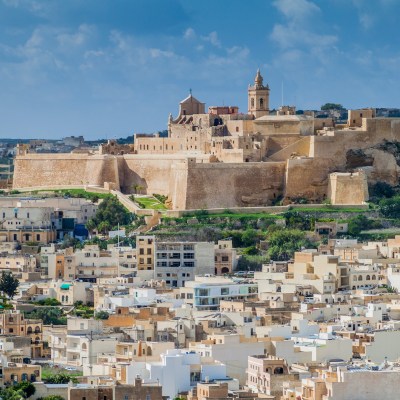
[271,0,337,54]
[183,28,196,40]
[201,31,221,47]
[273,0,320,21]
[271,23,337,49]
[57,24,95,48]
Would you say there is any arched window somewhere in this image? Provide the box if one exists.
[366,275,371,281]
[372,275,376,280]
[251,98,255,108]
[358,275,363,281]
[260,98,264,108]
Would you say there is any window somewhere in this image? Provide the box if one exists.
[184,253,194,259]
[251,98,255,108]
[260,98,264,108]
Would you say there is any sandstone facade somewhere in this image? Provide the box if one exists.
[12,71,400,210]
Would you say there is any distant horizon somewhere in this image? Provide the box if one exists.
[1,0,400,140]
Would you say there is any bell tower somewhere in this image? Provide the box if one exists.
[248,69,270,118]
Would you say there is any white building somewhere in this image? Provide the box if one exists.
[180,276,258,310]
[125,349,230,399]
[154,241,215,287]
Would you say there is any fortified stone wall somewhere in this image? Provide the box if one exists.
[13,154,118,189]
[12,117,400,209]
[285,157,332,201]
[268,136,311,162]
[120,154,208,196]
[183,159,286,209]
[328,171,368,205]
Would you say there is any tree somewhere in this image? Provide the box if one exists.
[0,271,19,299]
[237,255,268,271]
[41,396,65,400]
[43,373,78,384]
[284,211,315,231]
[241,228,260,247]
[347,215,371,236]
[35,298,61,306]
[321,103,345,111]
[24,308,66,325]
[95,310,110,320]
[380,196,400,219]
[14,382,36,398]
[0,382,36,400]
[87,195,133,233]
[370,182,395,200]
[267,229,314,261]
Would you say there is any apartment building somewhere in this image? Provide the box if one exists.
[179,276,258,310]
[136,235,155,271]
[0,310,43,358]
[74,245,118,281]
[0,206,58,244]
[155,241,214,287]
[214,240,237,275]
[0,254,37,275]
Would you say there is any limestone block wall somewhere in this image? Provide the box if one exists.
[183,160,286,209]
[169,160,189,209]
[266,136,303,157]
[310,118,400,163]
[13,154,118,189]
[328,171,368,205]
[285,158,333,201]
[120,154,204,195]
[268,136,311,162]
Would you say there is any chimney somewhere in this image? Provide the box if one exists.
[135,375,142,388]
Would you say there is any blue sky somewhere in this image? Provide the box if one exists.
[0,0,399,140]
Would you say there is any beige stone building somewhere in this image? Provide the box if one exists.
[214,240,237,275]
[0,310,43,358]
[136,235,155,271]
[13,70,400,210]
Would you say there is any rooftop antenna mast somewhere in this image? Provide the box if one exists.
[281,81,284,107]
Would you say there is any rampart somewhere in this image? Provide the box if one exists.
[13,153,119,189]
[177,159,286,209]
[12,117,400,209]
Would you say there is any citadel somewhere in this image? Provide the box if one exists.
[13,70,400,209]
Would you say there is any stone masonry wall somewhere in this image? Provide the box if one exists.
[183,160,286,209]
[13,154,118,189]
